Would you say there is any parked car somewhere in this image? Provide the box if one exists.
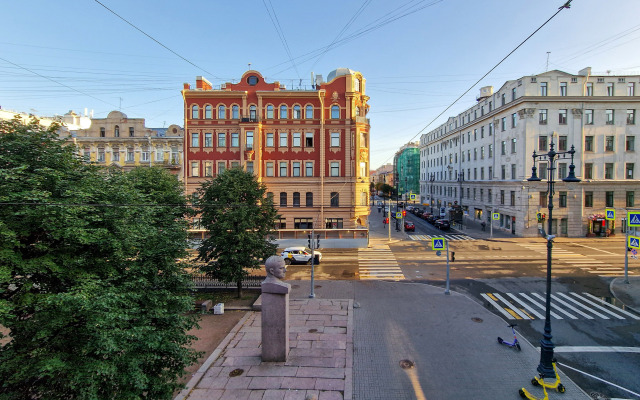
[434,219,450,230]
[420,212,431,220]
[426,214,438,224]
[280,247,322,265]
[404,221,415,232]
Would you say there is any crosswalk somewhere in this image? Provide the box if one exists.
[409,234,475,241]
[518,243,633,277]
[481,291,640,321]
[358,245,405,281]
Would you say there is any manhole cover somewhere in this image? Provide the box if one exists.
[308,329,318,333]
[229,368,244,377]
[399,359,415,369]
[471,317,483,323]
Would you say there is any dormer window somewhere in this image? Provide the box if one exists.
[247,75,259,85]
[114,125,119,137]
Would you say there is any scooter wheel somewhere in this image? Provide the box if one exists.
[497,337,503,344]
[516,343,521,351]
[531,378,540,386]
[519,388,526,398]
[557,383,565,393]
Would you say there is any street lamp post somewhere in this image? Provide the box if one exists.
[457,172,464,228]
[429,173,435,213]
[526,140,580,377]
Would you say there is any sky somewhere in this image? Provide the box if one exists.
[2,0,640,169]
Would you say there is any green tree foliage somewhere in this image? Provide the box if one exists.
[193,168,279,297]
[0,118,199,399]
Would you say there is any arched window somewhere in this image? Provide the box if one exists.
[280,105,288,119]
[218,105,226,119]
[191,105,199,119]
[331,105,340,119]
[250,105,257,120]
[114,125,119,137]
[354,78,361,93]
[266,105,274,119]
[232,105,239,119]
[305,105,313,119]
[204,105,212,119]
[293,105,301,119]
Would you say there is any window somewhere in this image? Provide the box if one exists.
[232,105,239,119]
[325,218,343,228]
[97,148,105,162]
[292,162,301,177]
[585,191,593,207]
[481,146,485,159]
[218,105,225,119]
[511,138,517,153]
[263,105,273,119]
[481,167,485,180]
[294,218,313,229]
[204,161,213,177]
[280,105,288,119]
[510,191,515,206]
[171,147,179,164]
[606,109,615,125]
[204,132,213,147]
[489,123,493,136]
[558,163,567,179]
[305,162,313,176]
[511,113,517,128]
[231,132,239,147]
[330,132,340,147]
[217,162,225,175]
[628,83,636,96]
[474,148,477,160]
[245,131,253,149]
[191,105,199,119]
[500,190,505,205]
[539,164,548,180]
[501,141,506,155]
[217,133,226,147]
[501,117,506,131]
[501,165,506,180]
[205,105,212,119]
[306,192,313,207]
[539,136,548,151]
[539,109,548,124]
[112,147,120,162]
[305,105,313,119]
[540,82,548,96]
[279,162,287,177]
[249,105,257,120]
[511,164,516,179]
[293,105,301,119]
[140,147,149,162]
[627,163,635,179]
[607,82,614,96]
[585,136,594,151]
[266,133,274,147]
[246,161,254,174]
[279,132,288,147]
[606,136,614,151]
[305,132,313,147]
[280,192,287,207]
[292,132,301,147]
[100,127,105,137]
[627,191,635,207]
[488,144,493,158]
[481,126,485,138]
[330,162,339,177]
[558,135,567,151]
[559,109,567,124]
[275,217,286,229]
[474,168,477,179]
[605,163,614,179]
[627,136,635,151]
[585,109,594,124]
[190,161,199,177]
[231,161,240,169]
[586,82,593,96]
[489,166,493,179]
[191,133,199,147]
[330,192,339,207]
[627,109,636,124]
[560,82,567,96]
[266,162,274,177]
[501,93,506,106]
[331,105,340,119]
[584,163,593,179]
[606,191,614,208]
[540,191,548,207]
[474,129,477,141]
[512,87,517,101]
[293,192,300,207]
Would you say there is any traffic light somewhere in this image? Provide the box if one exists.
[542,213,546,221]
[536,212,542,223]
[402,210,406,217]
[451,251,455,262]
[308,234,312,248]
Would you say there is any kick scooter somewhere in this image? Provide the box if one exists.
[519,359,565,399]
[497,323,521,351]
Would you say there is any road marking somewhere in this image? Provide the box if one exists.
[481,293,518,320]
[493,293,530,319]
[358,246,405,281]
[571,243,619,255]
[506,293,545,319]
[531,292,579,319]
[580,293,640,320]
[555,292,612,319]
[517,293,563,319]
[552,346,640,353]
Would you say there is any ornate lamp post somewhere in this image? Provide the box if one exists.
[526,140,580,377]
[429,173,435,213]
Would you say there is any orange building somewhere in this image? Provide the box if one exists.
[182,69,371,240]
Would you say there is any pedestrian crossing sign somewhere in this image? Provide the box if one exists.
[606,209,615,221]
[410,193,417,200]
[492,213,500,220]
[432,238,445,250]
[628,212,640,227]
[629,236,640,249]
[395,212,403,219]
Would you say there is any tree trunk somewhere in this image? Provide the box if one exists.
[236,280,243,298]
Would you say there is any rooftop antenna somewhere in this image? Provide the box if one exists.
[248,62,251,70]
[546,52,550,71]
[118,97,122,111]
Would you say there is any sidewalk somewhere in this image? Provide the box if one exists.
[610,275,640,314]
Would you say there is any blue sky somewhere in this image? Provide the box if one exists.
[2,0,640,169]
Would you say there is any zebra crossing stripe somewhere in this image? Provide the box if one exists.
[481,293,518,320]
[550,293,596,319]
[580,293,640,320]
[493,293,531,319]
[555,292,610,319]
[506,293,545,319]
[531,293,578,319]
[556,293,624,319]
[518,293,563,319]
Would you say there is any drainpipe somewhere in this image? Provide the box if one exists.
[319,89,326,226]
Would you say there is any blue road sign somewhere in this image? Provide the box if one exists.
[628,212,640,227]
[606,209,615,221]
[629,236,640,249]
[492,213,500,220]
[432,238,445,250]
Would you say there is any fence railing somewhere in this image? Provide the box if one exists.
[191,273,263,289]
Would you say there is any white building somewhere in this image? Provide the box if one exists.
[420,67,639,237]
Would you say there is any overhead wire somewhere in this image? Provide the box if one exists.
[262,0,300,80]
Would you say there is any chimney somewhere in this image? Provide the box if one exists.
[578,67,592,76]
[196,76,212,90]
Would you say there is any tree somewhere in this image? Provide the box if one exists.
[0,117,199,399]
[193,168,279,298]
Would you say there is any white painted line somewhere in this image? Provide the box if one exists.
[553,346,640,353]
[556,362,640,399]
[571,243,619,255]
[493,293,531,319]
[519,293,563,319]
[481,293,517,320]
[506,293,545,319]
[555,292,611,319]
[550,293,594,319]
[580,293,640,320]
[532,292,578,319]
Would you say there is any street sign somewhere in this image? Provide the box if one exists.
[492,212,500,220]
[436,250,441,256]
[410,194,417,200]
[629,236,640,249]
[628,212,640,227]
[395,212,403,219]
[606,209,615,221]
[432,238,445,250]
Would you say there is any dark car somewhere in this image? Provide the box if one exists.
[434,219,450,230]
[426,214,438,224]
[404,221,415,232]
[421,212,432,221]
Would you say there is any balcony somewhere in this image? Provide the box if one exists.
[241,117,260,123]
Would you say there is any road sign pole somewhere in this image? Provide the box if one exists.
[445,239,450,295]
[625,227,629,284]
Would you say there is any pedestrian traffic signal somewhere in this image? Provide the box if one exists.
[450,251,455,262]
[402,210,406,217]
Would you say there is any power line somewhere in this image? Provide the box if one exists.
[262,0,300,79]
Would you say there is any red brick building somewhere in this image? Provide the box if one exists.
[182,69,371,238]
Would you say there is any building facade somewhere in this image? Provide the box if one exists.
[371,163,394,188]
[182,69,371,237]
[394,144,420,201]
[70,110,184,175]
[420,68,639,237]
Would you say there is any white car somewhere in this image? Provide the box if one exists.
[280,247,322,265]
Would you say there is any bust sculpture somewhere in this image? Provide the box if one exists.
[262,256,290,294]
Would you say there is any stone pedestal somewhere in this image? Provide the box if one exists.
[261,281,290,362]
